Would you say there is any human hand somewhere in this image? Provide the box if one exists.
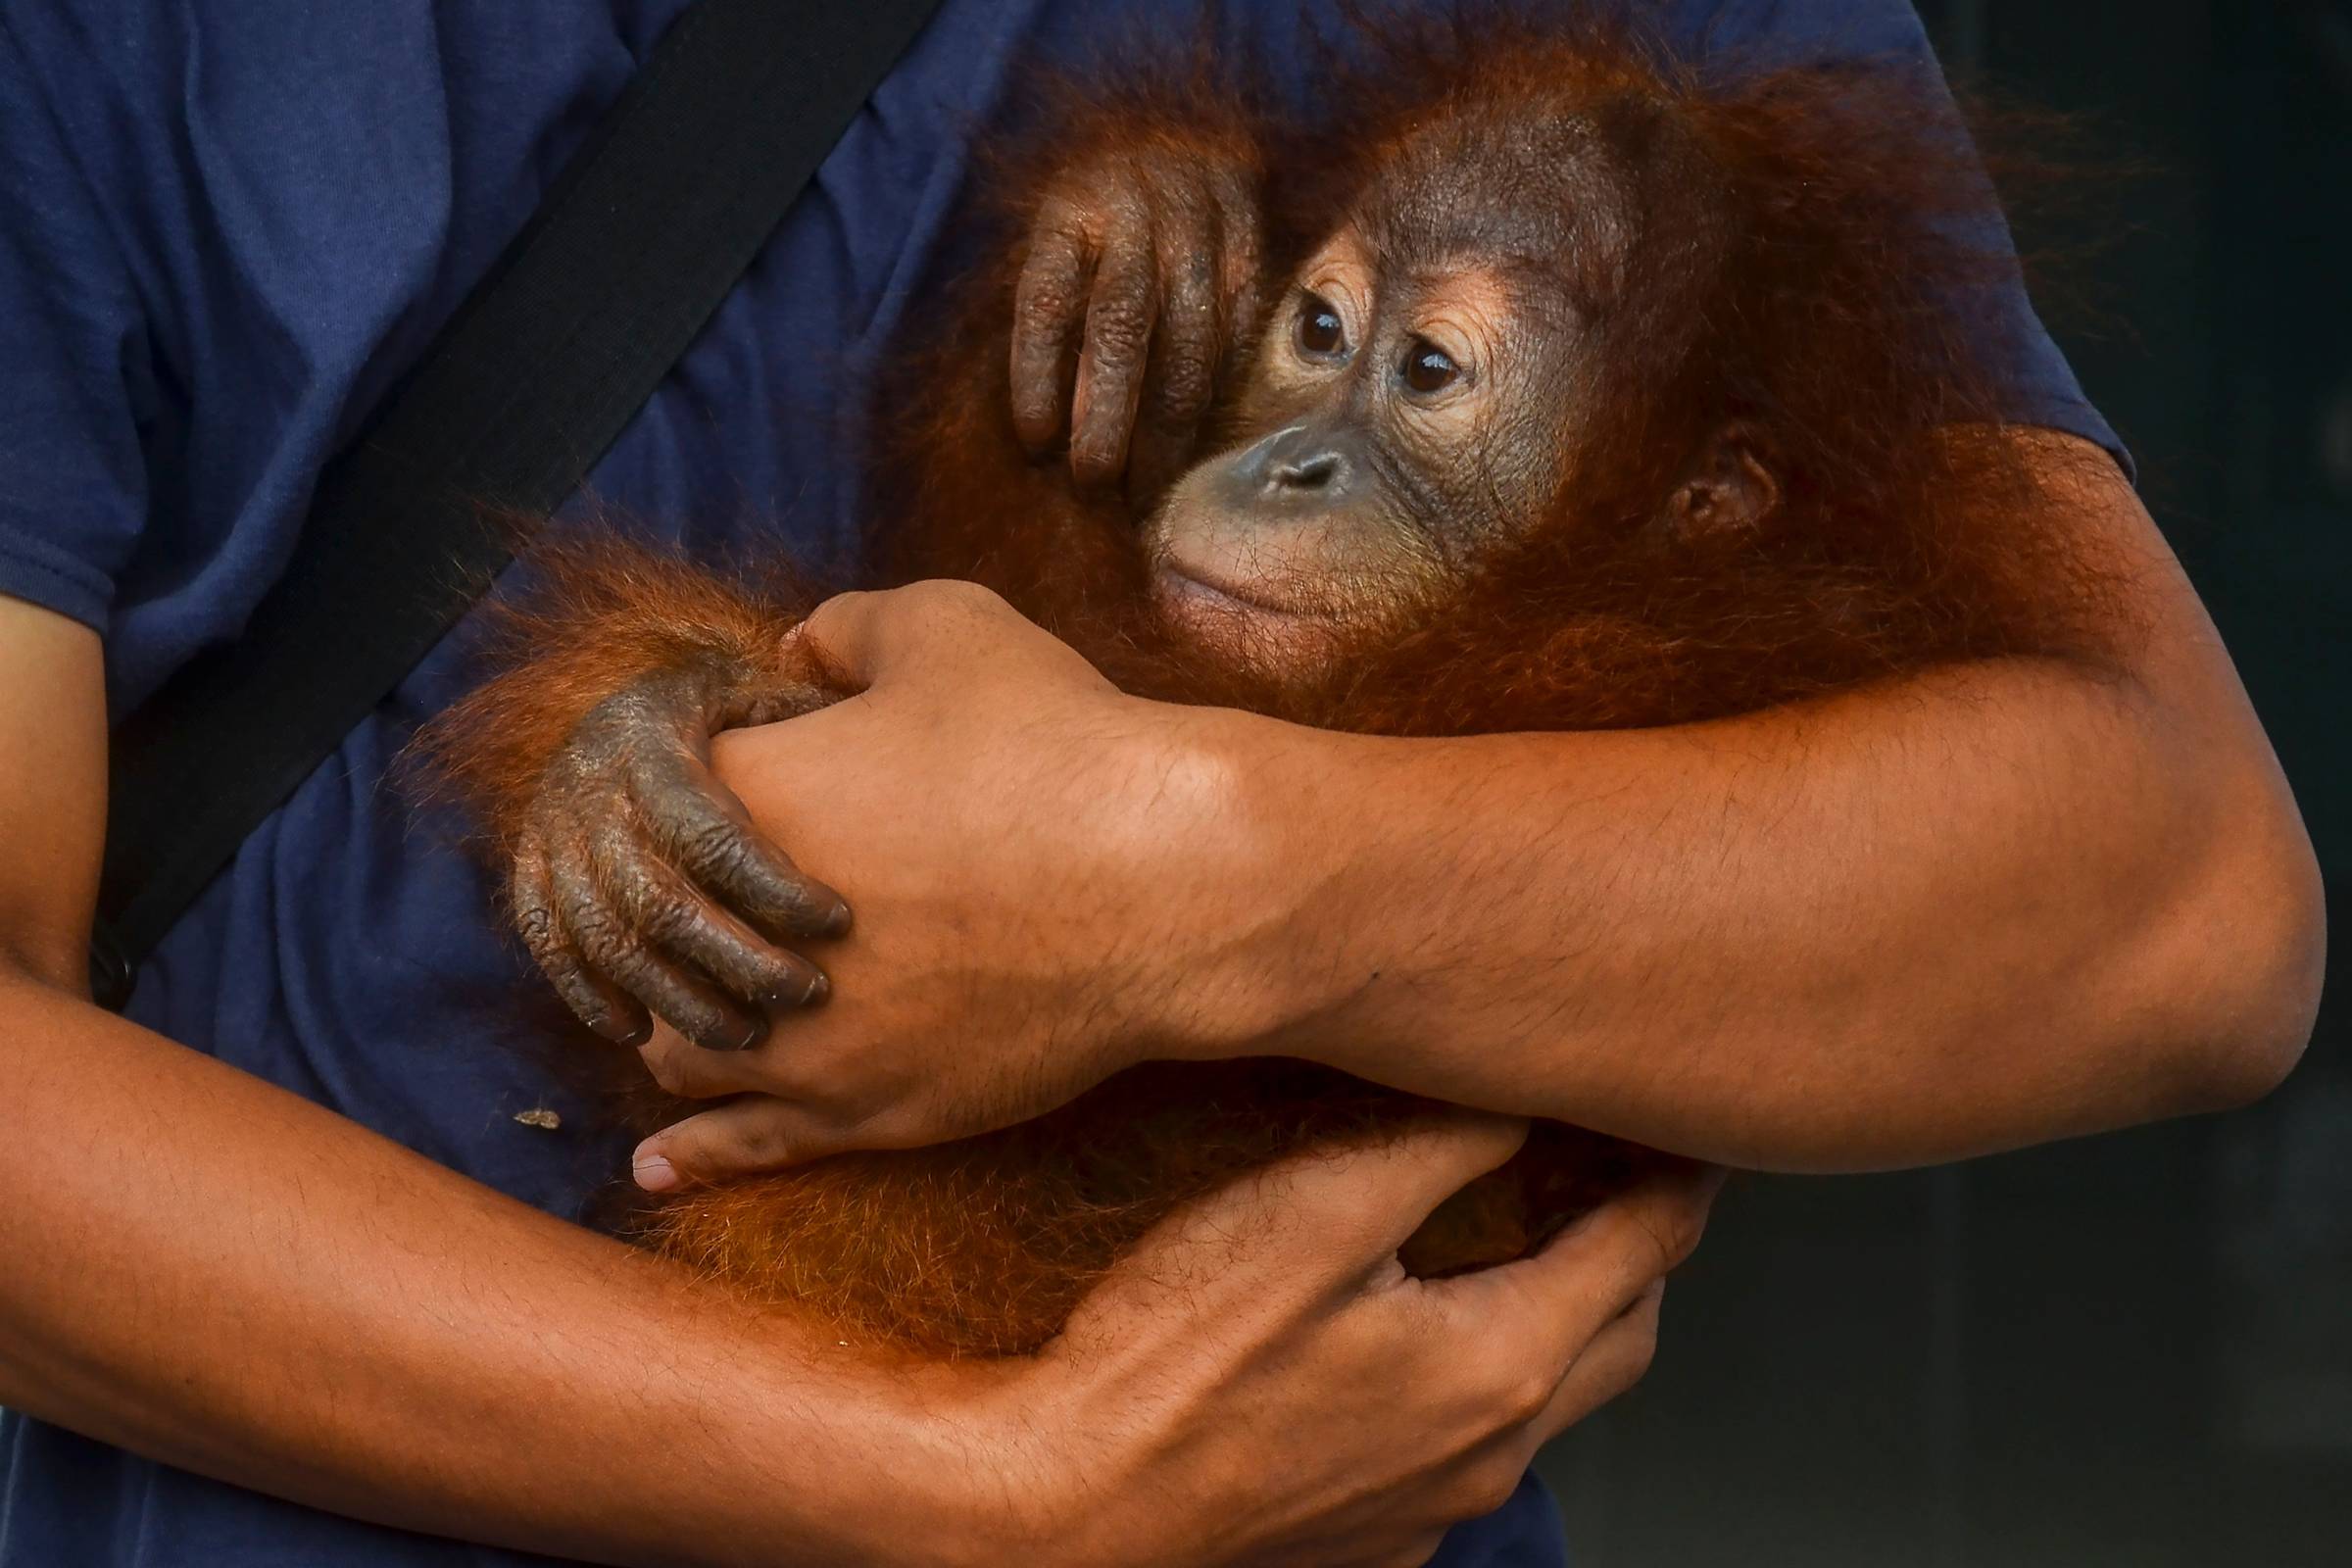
[932,1115,1723,1568]
[625,579,1272,1191]
[1010,124,1263,499]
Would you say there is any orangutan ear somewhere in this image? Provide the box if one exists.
[1665,423,1780,537]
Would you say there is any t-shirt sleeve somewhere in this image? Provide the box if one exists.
[0,20,153,631]
[1683,0,2132,479]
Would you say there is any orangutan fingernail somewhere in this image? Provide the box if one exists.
[633,1152,678,1193]
[710,1013,766,1052]
[802,970,830,1005]
[823,902,853,938]
[756,967,826,1010]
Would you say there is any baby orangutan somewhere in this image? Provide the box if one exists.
[419,16,2123,1356]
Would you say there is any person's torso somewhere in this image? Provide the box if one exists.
[14,0,1870,1559]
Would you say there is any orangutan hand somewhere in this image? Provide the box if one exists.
[1010,125,1263,500]
[963,1119,1726,1568]
[505,662,850,1054]
[623,579,1270,1192]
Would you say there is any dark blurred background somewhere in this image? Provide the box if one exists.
[1534,2,2351,1560]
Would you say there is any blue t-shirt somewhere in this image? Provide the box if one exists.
[0,1,2120,1562]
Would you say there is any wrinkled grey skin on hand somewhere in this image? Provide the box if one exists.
[508,660,850,1053]
[1009,138,1264,503]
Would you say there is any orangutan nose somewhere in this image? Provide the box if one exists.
[1231,423,1357,505]
[1271,448,1344,491]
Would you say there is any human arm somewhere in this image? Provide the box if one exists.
[0,592,1716,1567]
[626,442,2320,1182]
[1227,434,2323,1170]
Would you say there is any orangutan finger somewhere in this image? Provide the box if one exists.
[1069,211,1158,493]
[512,845,652,1047]
[548,855,761,1054]
[1207,165,1264,352]
[629,749,851,940]
[1129,221,1221,500]
[585,818,828,1016]
[1011,205,1094,452]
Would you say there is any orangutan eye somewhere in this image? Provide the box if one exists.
[1400,339,1460,395]
[1296,293,1348,357]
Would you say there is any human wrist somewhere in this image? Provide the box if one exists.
[808,1355,1088,1568]
[1116,702,1361,1065]
[706,1341,1059,1568]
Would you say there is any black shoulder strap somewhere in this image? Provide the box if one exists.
[92,0,946,1007]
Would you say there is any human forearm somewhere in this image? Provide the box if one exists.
[1205,449,2323,1171]
[627,496,2315,1181]
[0,969,1718,1568]
[1219,643,2318,1171]
[0,588,1715,1568]
[0,974,968,1567]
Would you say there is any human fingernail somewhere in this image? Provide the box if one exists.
[633,1152,679,1193]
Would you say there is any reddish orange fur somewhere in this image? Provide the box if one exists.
[650,1070,1632,1356]
[416,532,828,858]
[417,13,2134,1358]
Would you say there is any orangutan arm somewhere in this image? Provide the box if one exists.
[630,432,2319,1185]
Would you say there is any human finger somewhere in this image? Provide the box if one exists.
[793,580,1035,690]
[1528,1279,1665,1444]
[631,1093,842,1188]
[1100,1111,1534,1310]
[1427,1160,1719,1420]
